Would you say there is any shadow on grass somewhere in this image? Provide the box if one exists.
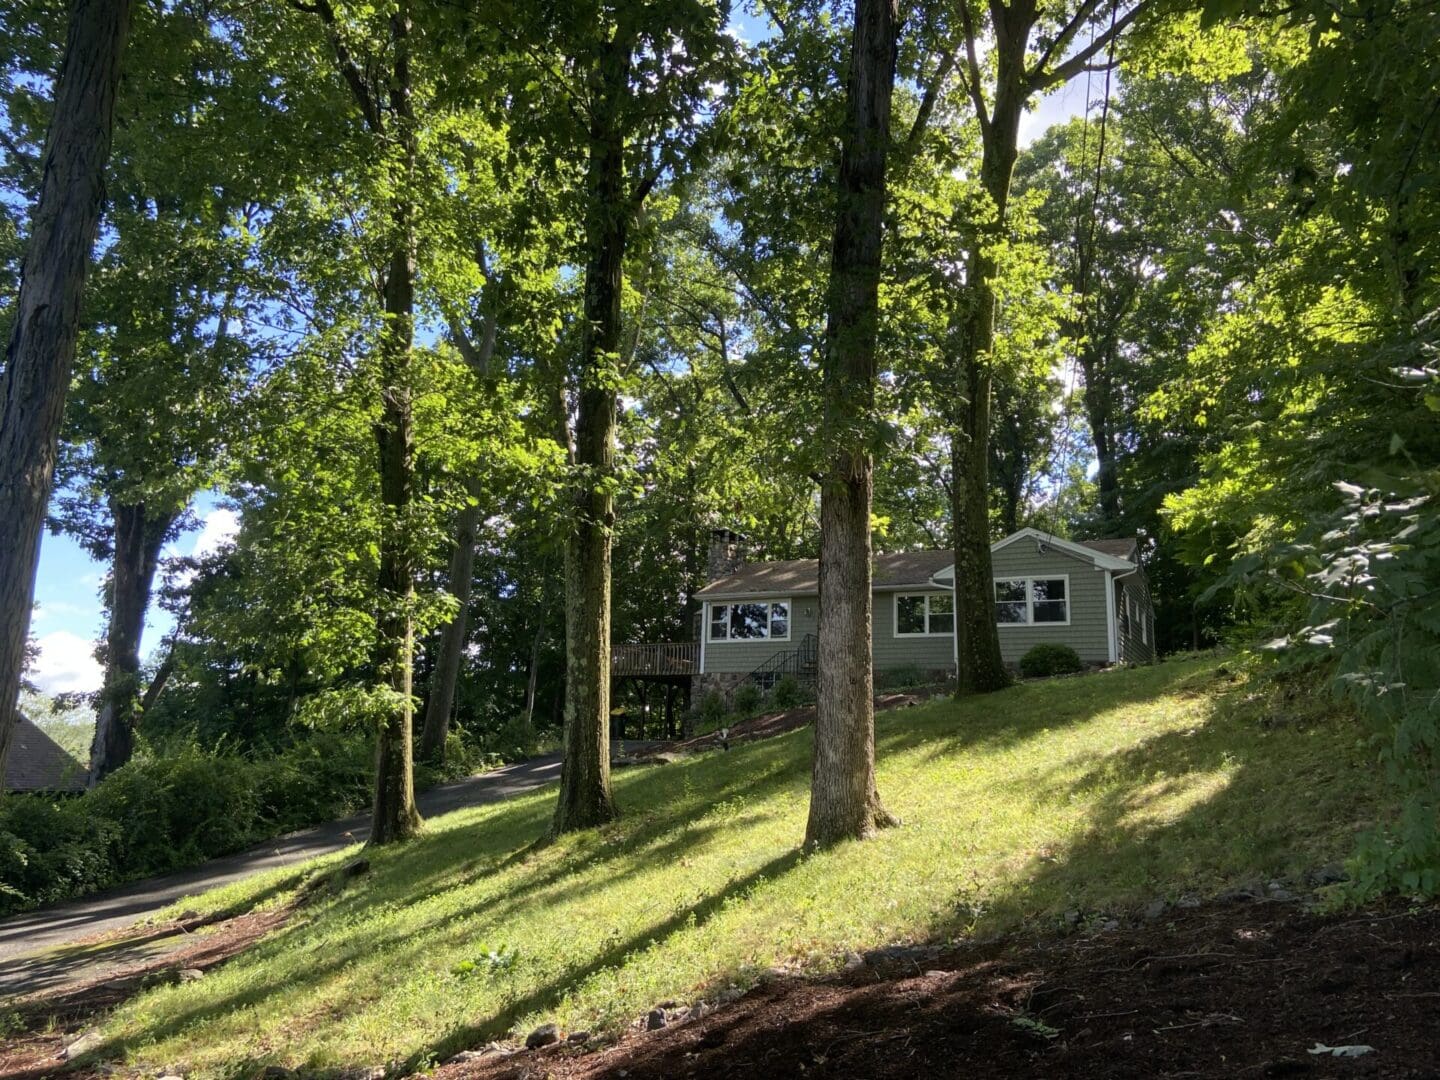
[945,668,1383,934]
[89,657,1356,1075]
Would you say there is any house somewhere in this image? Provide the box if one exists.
[681,527,1155,700]
[5,713,88,794]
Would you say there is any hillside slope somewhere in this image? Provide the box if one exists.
[85,657,1386,1076]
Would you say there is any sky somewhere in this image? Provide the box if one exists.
[29,495,239,695]
[26,17,1090,697]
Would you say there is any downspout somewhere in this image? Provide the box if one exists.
[1103,570,1117,664]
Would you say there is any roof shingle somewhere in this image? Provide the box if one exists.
[695,536,1141,597]
[6,714,88,793]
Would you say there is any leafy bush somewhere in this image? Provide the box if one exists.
[0,731,376,917]
[770,675,807,710]
[1019,644,1084,678]
[698,691,727,729]
[731,682,762,716]
[875,664,925,690]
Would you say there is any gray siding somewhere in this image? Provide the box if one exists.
[700,596,817,674]
[874,589,955,673]
[700,543,1131,675]
[1116,569,1156,663]
[989,543,1112,665]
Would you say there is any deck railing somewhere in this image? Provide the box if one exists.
[611,641,700,678]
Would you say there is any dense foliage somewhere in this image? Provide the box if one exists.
[0,0,1434,898]
[1019,643,1084,678]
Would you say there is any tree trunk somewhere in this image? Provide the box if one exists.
[550,28,633,835]
[804,0,900,849]
[369,3,422,846]
[523,608,544,727]
[418,478,482,764]
[950,13,1030,696]
[1080,342,1122,528]
[89,501,173,784]
[0,0,133,779]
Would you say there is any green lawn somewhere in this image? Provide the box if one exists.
[92,657,1385,1076]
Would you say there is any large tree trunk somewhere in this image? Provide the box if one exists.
[1080,340,1121,528]
[89,501,174,784]
[804,0,900,849]
[0,0,133,779]
[369,3,422,846]
[418,479,482,764]
[551,30,633,835]
[950,11,1030,696]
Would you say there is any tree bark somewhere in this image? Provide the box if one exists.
[368,3,422,845]
[551,27,634,835]
[523,609,545,727]
[0,0,133,780]
[804,0,900,849]
[1082,347,1121,527]
[89,500,174,784]
[950,6,1031,696]
[418,478,482,764]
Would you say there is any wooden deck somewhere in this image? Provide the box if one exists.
[612,642,699,678]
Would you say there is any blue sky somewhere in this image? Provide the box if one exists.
[29,493,238,694]
[26,10,1089,695]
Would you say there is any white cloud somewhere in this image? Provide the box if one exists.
[29,631,104,695]
[192,507,240,559]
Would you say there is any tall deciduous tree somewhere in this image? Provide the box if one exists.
[0,0,133,780]
[519,1,730,835]
[948,0,1146,693]
[805,0,901,848]
[293,0,424,844]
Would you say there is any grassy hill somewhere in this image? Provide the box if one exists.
[94,656,1385,1076]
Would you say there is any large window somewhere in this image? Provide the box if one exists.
[707,600,790,642]
[895,593,955,636]
[994,576,1069,626]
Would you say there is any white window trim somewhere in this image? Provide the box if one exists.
[993,574,1072,628]
[705,598,793,644]
[892,591,956,637]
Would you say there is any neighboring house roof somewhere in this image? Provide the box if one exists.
[1078,537,1139,561]
[5,714,88,794]
[697,529,1142,598]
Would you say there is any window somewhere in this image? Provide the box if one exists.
[894,593,954,636]
[707,600,791,642]
[993,576,1070,626]
[995,579,1028,624]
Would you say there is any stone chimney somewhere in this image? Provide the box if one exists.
[706,528,746,580]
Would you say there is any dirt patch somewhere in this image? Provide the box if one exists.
[0,907,290,1080]
[437,901,1440,1079]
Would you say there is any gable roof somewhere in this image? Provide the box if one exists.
[696,529,1142,599]
[6,714,88,794]
[987,528,1139,572]
[696,549,956,598]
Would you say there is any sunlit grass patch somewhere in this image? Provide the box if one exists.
[96,656,1388,1076]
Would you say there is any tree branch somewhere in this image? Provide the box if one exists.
[957,2,993,141]
[903,48,958,155]
[1032,3,1144,91]
[289,0,385,133]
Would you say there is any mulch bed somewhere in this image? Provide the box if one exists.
[440,899,1440,1080]
[0,907,290,1080]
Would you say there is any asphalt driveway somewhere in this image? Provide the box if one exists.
[0,753,566,995]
